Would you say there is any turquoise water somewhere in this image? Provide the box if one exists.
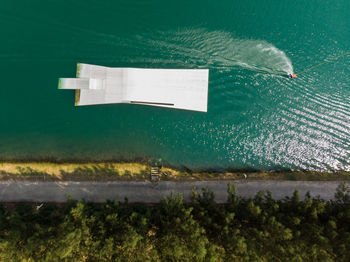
[1,0,350,171]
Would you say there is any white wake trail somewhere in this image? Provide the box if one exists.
[130,28,294,75]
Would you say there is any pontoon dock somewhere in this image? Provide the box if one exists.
[59,63,209,112]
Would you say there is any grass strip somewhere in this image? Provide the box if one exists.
[0,162,349,181]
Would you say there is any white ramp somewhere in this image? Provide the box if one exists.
[59,63,209,112]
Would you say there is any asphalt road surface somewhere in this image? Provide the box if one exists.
[0,180,347,203]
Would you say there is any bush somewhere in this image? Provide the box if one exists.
[0,184,349,261]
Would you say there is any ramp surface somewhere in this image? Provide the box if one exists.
[59,63,209,112]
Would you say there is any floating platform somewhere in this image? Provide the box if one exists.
[59,63,209,112]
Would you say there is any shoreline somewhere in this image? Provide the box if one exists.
[0,161,349,181]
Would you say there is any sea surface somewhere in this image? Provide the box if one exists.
[1,0,350,171]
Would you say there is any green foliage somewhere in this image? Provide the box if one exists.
[0,184,349,261]
[154,192,209,261]
[334,182,350,204]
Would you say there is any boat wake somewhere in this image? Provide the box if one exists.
[0,24,293,76]
[124,28,294,76]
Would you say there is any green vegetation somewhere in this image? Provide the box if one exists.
[1,183,350,261]
[0,162,150,181]
[0,162,350,181]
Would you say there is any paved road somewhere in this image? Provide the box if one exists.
[0,180,347,203]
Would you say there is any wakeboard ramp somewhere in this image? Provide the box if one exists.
[59,63,209,112]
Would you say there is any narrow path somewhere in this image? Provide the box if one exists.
[0,180,347,203]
